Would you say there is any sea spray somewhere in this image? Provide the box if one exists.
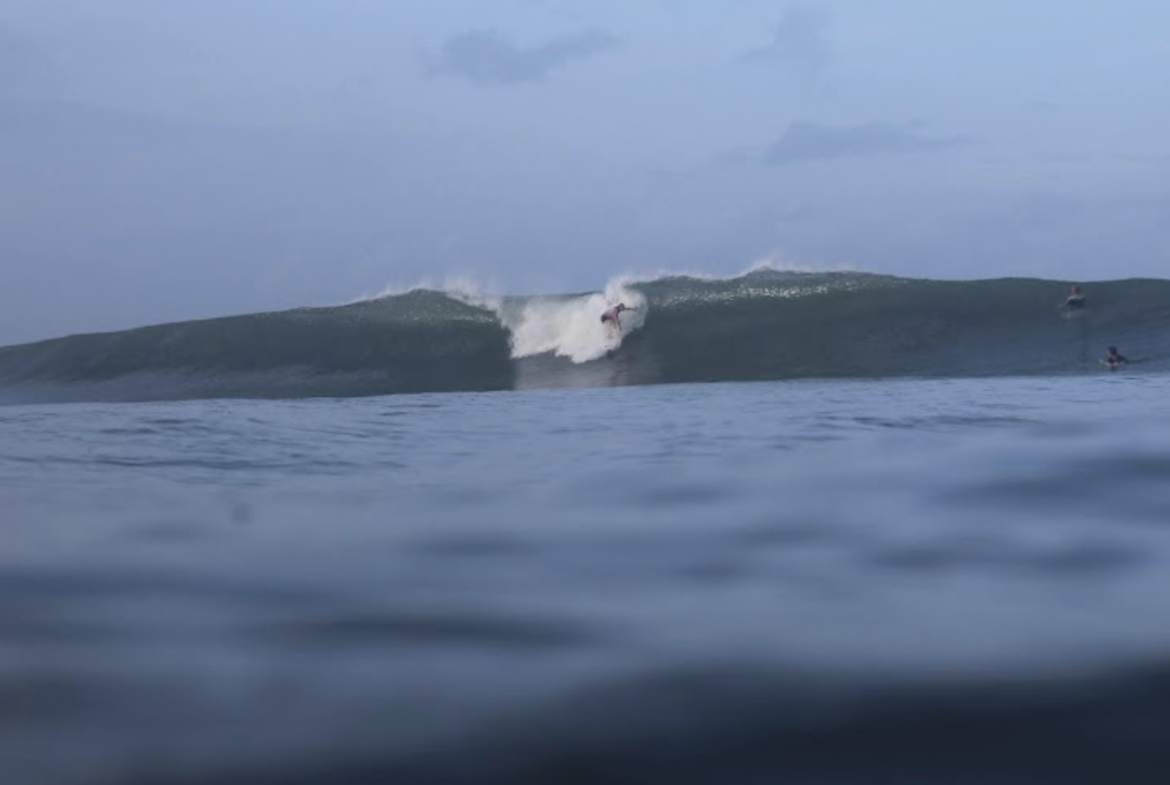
[503,282,648,363]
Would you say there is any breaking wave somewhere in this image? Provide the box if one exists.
[2,269,1169,404]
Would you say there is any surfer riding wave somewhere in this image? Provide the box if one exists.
[600,303,631,331]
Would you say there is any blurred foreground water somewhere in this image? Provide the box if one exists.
[4,374,1170,784]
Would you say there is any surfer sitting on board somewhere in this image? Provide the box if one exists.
[1065,285,1086,309]
[1104,345,1128,371]
[600,303,630,331]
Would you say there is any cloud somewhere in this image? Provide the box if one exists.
[764,121,967,165]
[744,4,833,80]
[424,28,617,86]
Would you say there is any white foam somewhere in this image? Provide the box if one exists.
[503,280,648,364]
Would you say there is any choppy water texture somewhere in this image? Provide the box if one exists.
[5,373,1170,784]
[2,270,1168,403]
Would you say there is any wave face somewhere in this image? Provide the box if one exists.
[3,270,1169,403]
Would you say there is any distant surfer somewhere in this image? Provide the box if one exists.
[1065,285,1086,310]
[600,303,631,332]
[1104,345,1128,371]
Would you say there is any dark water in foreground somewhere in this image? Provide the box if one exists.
[4,374,1170,784]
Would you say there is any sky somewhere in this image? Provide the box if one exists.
[2,0,1169,344]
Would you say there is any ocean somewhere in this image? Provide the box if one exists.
[4,270,1170,784]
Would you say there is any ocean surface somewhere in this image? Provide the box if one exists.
[4,272,1170,784]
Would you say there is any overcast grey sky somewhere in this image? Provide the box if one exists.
[2,0,1169,343]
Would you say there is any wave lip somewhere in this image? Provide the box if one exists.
[2,271,1169,403]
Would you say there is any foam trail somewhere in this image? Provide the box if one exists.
[505,281,647,363]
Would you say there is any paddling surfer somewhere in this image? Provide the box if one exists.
[1104,345,1128,371]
